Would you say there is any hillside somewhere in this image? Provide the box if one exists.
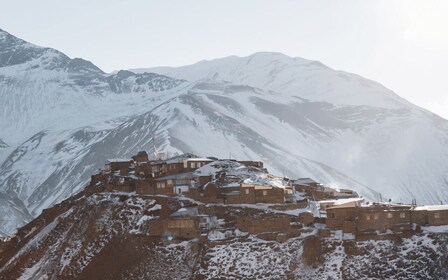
[2,27,448,236]
[1,191,447,280]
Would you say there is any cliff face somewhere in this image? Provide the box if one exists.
[1,192,447,280]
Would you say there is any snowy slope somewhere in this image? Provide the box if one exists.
[1,192,448,280]
[2,28,448,236]
[131,52,411,109]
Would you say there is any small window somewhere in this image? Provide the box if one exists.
[387,213,393,219]
[400,213,406,219]
[366,215,370,220]
[245,189,250,194]
[263,190,267,196]
[183,161,188,168]
[374,214,379,220]
[190,162,196,168]
[435,212,440,219]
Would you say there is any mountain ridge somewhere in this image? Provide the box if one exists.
[1,28,448,237]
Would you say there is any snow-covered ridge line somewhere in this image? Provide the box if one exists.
[2,27,448,238]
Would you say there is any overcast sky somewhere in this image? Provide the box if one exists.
[2,0,448,118]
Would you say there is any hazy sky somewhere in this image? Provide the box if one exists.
[2,0,448,118]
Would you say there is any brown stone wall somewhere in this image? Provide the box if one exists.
[204,183,222,198]
[294,185,311,194]
[135,180,155,194]
[148,218,200,239]
[239,186,256,204]
[198,175,212,186]
[410,210,428,225]
[225,194,241,204]
[298,212,314,225]
[135,163,152,178]
[343,221,357,233]
[236,216,291,234]
[270,200,309,211]
[357,210,411,233]
[109,161,131,176]
[148,219,164,236]
[254,188,284,204]
[428,210,448,226]
[326,207,358,230]
[164,163,185,176]
[237,161,264,169]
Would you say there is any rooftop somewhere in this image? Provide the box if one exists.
[107,158,132,162]
[170,207,199,217]
[413,205,448,211]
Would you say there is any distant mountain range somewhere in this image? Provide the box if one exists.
[1,27,448,236]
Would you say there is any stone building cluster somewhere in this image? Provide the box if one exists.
[325,200,448,238]
[85,150,448,241]
[87,151,295,205]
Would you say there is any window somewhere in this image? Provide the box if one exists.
[435,212,440,219]
[183,161,188,168]
[245,189,250,194]
[374,214,379,220]
[366,215,370,221]
[157,182,165,189]
[400,213,406,219]
[263,190,268,196]
[190,162,196,168]
[387,213,393,219]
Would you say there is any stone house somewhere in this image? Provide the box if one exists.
[289,178,320,194]
[326,203,413,235]
[236,160,264,169]
[236,214,300,241]
[106,159,132,176]
[411,205,448,226]
[203,182,225,203]
[236,215,291,234]
[319,198,364,214]
[155,172,212,195]
[357,204,412,233]
[148,207,218,239]
[132,151,149,163]
[311,186,358,201]
[135,179,174,196]
[239,184,286,204]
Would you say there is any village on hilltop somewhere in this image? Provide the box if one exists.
[85,151,448,242]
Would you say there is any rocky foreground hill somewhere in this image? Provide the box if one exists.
[1,191,447,280]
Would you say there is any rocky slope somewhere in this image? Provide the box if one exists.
[2,27,448,236]
[1,192,447,280]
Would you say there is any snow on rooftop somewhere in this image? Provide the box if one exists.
[413,205,448,211]
[185,158,213,162]
[170,207,199,217]
[194,160,288,189]
[293,178,317,184]
[319,197,363,205]
[106,159,132,162]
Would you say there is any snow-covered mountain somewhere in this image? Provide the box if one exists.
[1,28,448,236]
